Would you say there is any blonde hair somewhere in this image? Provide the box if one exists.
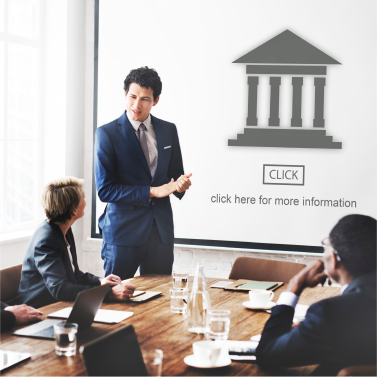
[41,177,84,223]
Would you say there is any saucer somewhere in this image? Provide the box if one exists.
[242,301,276,310]
[183,355,232,368]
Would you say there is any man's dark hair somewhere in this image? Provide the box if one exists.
[330,214,376,277]
[123,66,162,100]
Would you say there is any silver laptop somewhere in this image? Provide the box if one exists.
[13,284,109,340]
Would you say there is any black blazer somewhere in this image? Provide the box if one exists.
[1,302,16,332]
[256,274,376,376]
[13,221,103,308]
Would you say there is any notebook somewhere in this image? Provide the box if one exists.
[237,281,278,290]
[224,279,284,292]
[48,308,133,324]
[0,351,31,371]
[129,291,162,302]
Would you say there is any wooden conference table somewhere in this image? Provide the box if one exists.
[1,275,340,376]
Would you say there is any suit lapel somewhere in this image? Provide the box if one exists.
[151,115,163,184]
[67,231,80,284]
[54,224,77,283]
[117,111,151,176]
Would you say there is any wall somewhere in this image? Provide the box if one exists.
[81,240,318,279]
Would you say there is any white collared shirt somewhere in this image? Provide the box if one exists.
[127,113,158,177]
[66,244,75,273]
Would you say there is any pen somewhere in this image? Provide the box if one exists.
[111,278,122,285]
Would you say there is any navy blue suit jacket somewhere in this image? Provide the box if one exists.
[95,111,184,246]
[256,274,376,376]
[13,221,103,309]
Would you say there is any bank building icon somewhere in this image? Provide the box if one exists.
[228,30,342,149]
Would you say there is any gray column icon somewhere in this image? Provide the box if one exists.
[291,77,303,127]
[313,77,326,128]
[247,76,259,126]
[269,77,281,127]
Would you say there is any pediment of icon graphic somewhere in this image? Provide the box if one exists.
[233,30,340,65]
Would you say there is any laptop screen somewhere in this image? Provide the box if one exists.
[80,325,148,376]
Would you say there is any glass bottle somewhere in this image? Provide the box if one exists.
[187,262,211,334]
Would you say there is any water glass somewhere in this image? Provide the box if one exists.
[142,349,163,377]
[172,270,189,289]
[54,322,78,356]
[209,310,231,340]
[169,288,188,313]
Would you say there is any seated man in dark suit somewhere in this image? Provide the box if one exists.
[13,177,136,308]
[1,302,43,332]
[256,214,376,376]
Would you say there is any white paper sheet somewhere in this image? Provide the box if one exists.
[48,308,133,324]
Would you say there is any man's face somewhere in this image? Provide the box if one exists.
[125,83,159,122]
[322,237,338,280]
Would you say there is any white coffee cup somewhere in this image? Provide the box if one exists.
[192,341,222,366]
[248,290,274,307]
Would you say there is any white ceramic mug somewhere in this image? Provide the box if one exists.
[192,341,222,366]
[248,290,274,307]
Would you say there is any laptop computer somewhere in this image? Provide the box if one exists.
[13,284,109,340]
[80,325,148,376]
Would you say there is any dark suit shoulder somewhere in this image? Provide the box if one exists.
[151,114,176,129]
[97,119,119,134]
[30,221,65,251]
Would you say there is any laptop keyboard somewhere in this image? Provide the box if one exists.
[34,323,63,339]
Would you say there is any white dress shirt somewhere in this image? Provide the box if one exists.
[66,244,75,273]
[127,113,158,177]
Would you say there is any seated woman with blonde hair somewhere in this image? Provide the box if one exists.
[14,177,135,308]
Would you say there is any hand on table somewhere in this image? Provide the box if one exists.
[150,179,177,198]
[176,173,192,193]
[4,304,44,325]
[286,260,328,296]
[101,274,123,287]
[109,280,136,302]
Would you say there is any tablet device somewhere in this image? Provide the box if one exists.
[0,351,31,371]
[80,325,148,376]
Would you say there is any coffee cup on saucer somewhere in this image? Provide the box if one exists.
[248,290,274,307]
[192,341,222,366]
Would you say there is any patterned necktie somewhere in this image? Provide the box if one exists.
[139,123,151,172]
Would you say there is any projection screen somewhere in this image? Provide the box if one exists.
[92,0,376,254]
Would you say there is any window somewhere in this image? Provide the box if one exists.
[0,0,43,235]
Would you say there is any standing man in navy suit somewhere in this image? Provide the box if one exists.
[95,67,191,280]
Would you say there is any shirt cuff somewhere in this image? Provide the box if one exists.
[277,291,299,308]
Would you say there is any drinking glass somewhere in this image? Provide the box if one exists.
[209,310,231,340]
[169,288,188,314]
[172,270,189,289]
[54,322,78,356]
[142,349,163,377]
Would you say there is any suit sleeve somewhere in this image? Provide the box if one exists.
[34,239,101,302]
[95,127,150,205]
[256,302,332,368]
[77,270,102,286]
[1,309,16,332]
[168,124,185,200]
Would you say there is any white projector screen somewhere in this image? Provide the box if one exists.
[93,0,376,253]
